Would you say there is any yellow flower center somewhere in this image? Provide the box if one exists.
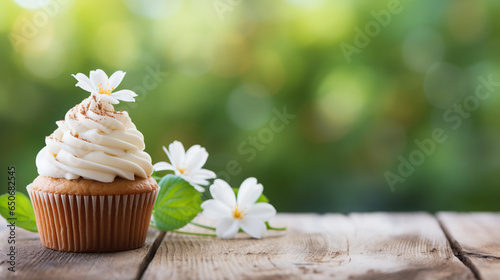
[97,83,114,95]
[232,205,246,220]
[178,168,186,174]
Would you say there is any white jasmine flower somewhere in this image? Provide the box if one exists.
[201,178,276,239]
[153,141,216,192]
[72,69,138,104]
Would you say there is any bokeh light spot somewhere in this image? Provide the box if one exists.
[24,40,65,79]
[0,4,10,32]
[402,28,444,73]
[226,84,273,130]
[291,0,353,45]
[10,11,55,55]
[285,0,324,9]
[125,0,183,19]
[313,71,369,141]
[14,0,50,10]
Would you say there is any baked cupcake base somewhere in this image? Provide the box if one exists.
[28,176,158,252]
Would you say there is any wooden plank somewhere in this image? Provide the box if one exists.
[143,213,475,279]
[0,216,164,280]
[438,212,500,280]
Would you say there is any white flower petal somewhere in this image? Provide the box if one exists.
[108,70,126,89]
[90,69,108,88]
[161,146,176,167]
[169,141,185,167]
[185,145,208,170]
[216,218,239,239]
[201,200,231,219]
[191,169,216,179]
[200,199,211,209]
[191,184,206,192]
[153,161,175,172]
[188,173,211,181]
[111,90,137,102]
[237,177,263,208]
[97,94,119,104]
[72,73,94,92]
[239,216,267,239]
[185,144,201,156]
[177,175,204,188]
[188,169,215,182]
[246,203,276,221]
[184,176,209,186]
[210,179,236,207]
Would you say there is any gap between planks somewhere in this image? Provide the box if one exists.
[436,217,481,280]
[437,212,500,280]
[134,230,166,280]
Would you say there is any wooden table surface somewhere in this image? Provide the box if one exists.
[1,213,499,280]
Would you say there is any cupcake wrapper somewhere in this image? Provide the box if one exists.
[28,189,158,252]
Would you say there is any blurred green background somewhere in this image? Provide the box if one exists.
[1,0,499,213]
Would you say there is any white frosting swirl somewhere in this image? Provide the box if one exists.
[36,96,154,182]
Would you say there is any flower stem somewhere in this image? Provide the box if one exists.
[152,223,217,236]
[189,222,216,231]
[188,221,287,232]
[172,230,216,237]
[267,225,287,231]
[266,222,286,231]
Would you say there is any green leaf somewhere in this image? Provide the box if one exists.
[0,192,38,232]
[152,175,202,232]
[232,188,269,203]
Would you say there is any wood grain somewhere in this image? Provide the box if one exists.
[0,216,164,280]
[438,212,500,280]
[143,213,474,280]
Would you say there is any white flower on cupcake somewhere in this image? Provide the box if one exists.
[201,178,276,239]
[153,141,216,192]
[72,69,137,104]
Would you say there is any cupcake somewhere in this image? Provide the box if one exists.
[28,69,158,252]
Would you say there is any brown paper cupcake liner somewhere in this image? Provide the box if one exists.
[28,189,158,252]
